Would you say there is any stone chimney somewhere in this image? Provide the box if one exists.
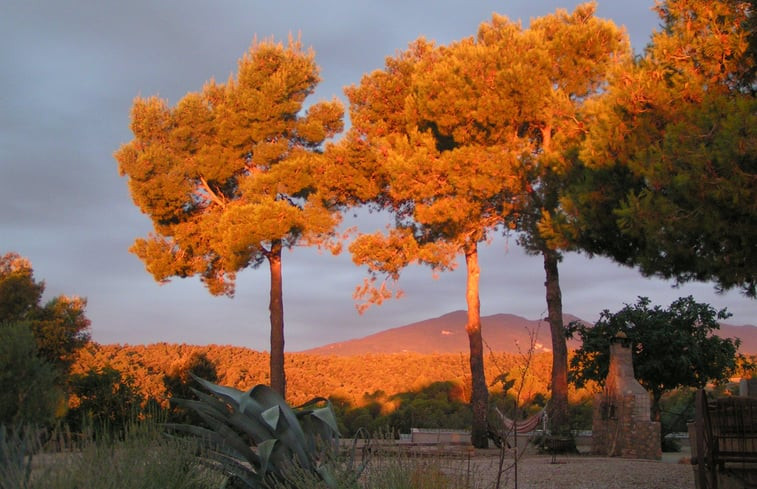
[592,332,661,459]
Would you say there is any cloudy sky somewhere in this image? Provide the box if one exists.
[2,1,754,352]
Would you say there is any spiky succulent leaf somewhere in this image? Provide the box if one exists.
[247,384,312,469]
[165,413,259,467]
[172,378,348,488]
[261,405,280,431]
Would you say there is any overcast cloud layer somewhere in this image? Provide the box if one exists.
[1,1,754,351]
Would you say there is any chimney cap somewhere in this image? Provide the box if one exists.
[612,331,631,345]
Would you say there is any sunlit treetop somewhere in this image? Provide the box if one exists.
[116,37,344,296]
[0,251,44,322]
[574,0,756,297]
[333,3,630,307]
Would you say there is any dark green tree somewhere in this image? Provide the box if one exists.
[0,322,64,426]
[569,0,757,297]
[30,296,91,373]
[567,296,743,421]
[0,253,44,322]
[164,352,218,424]
[115,38,344,398]
[67,366,144,433]
[0,252,90,373]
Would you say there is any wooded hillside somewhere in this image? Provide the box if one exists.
[72,342,571,408]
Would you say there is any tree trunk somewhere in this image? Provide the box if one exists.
[543,249,570,437]
[268,241,286,399]
[465,242,489,448]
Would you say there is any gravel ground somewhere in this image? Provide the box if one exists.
[469,453,695,489]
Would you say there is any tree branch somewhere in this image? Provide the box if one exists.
[199,176,226,208]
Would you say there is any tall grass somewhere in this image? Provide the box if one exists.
[2,422,224,489]
[2,420,503,489]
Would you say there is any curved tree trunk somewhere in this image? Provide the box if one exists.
[465,242,489,448]
[543,249,570,436]
[268,241,286,399]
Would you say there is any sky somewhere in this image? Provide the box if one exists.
[1,1,754,352]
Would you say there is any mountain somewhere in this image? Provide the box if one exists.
[717,323,757,356]
[301,310,757,356]
[301,310,583,355]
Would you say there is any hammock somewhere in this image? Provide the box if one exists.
[495,406,546,434]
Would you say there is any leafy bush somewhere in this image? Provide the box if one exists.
[0,322,64,426]
[66,365,145,434]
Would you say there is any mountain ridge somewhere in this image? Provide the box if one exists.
[299,310,757,355]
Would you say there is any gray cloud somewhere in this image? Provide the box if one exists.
[1,0,752,353]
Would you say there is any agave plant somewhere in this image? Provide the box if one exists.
[167,376,363,488]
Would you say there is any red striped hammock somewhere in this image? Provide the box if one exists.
[495,406,546,434]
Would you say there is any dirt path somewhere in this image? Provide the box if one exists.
[468,451,694,489]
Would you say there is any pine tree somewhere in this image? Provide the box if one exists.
[115,38,344,398]
[574,0,756,297]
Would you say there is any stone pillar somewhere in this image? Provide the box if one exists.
[739,378,757,398]
[592,332,661,460]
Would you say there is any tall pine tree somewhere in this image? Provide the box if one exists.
[115,38,344,398]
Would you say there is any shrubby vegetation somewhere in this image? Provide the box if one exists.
[567,296,749,421]
[0,322,64,426]
[1,422,225,489]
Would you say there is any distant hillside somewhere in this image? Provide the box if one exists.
[301,311,583,355]
[301,310,757,356]
[718,323,757,355]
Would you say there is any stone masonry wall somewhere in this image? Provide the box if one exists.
[592,393,661,460]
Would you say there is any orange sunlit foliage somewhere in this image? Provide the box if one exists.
[71,343,594,409]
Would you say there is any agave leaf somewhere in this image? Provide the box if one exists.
[191,374,246,410]
[308,405,341,437]
[226,410,275,445]
[248,385,312,469]
[345,428,372,477]
[168,403,261,467]
[188,387,235,416]
[177,378,355,487]
[200,450,263,489]
[295,397,330,410]
[181,389,275,444]
[295,397,340,440]
[171,397,229,425]
[191,375,277,431]
[260,405,280,431]
[256,438,278,480]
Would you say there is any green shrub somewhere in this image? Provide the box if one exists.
[0,322,64,426]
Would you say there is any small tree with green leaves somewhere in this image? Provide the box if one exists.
[0,252,91,375]
[567,296,744,422]
[67,365,145,433]
[0,322,64,426]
